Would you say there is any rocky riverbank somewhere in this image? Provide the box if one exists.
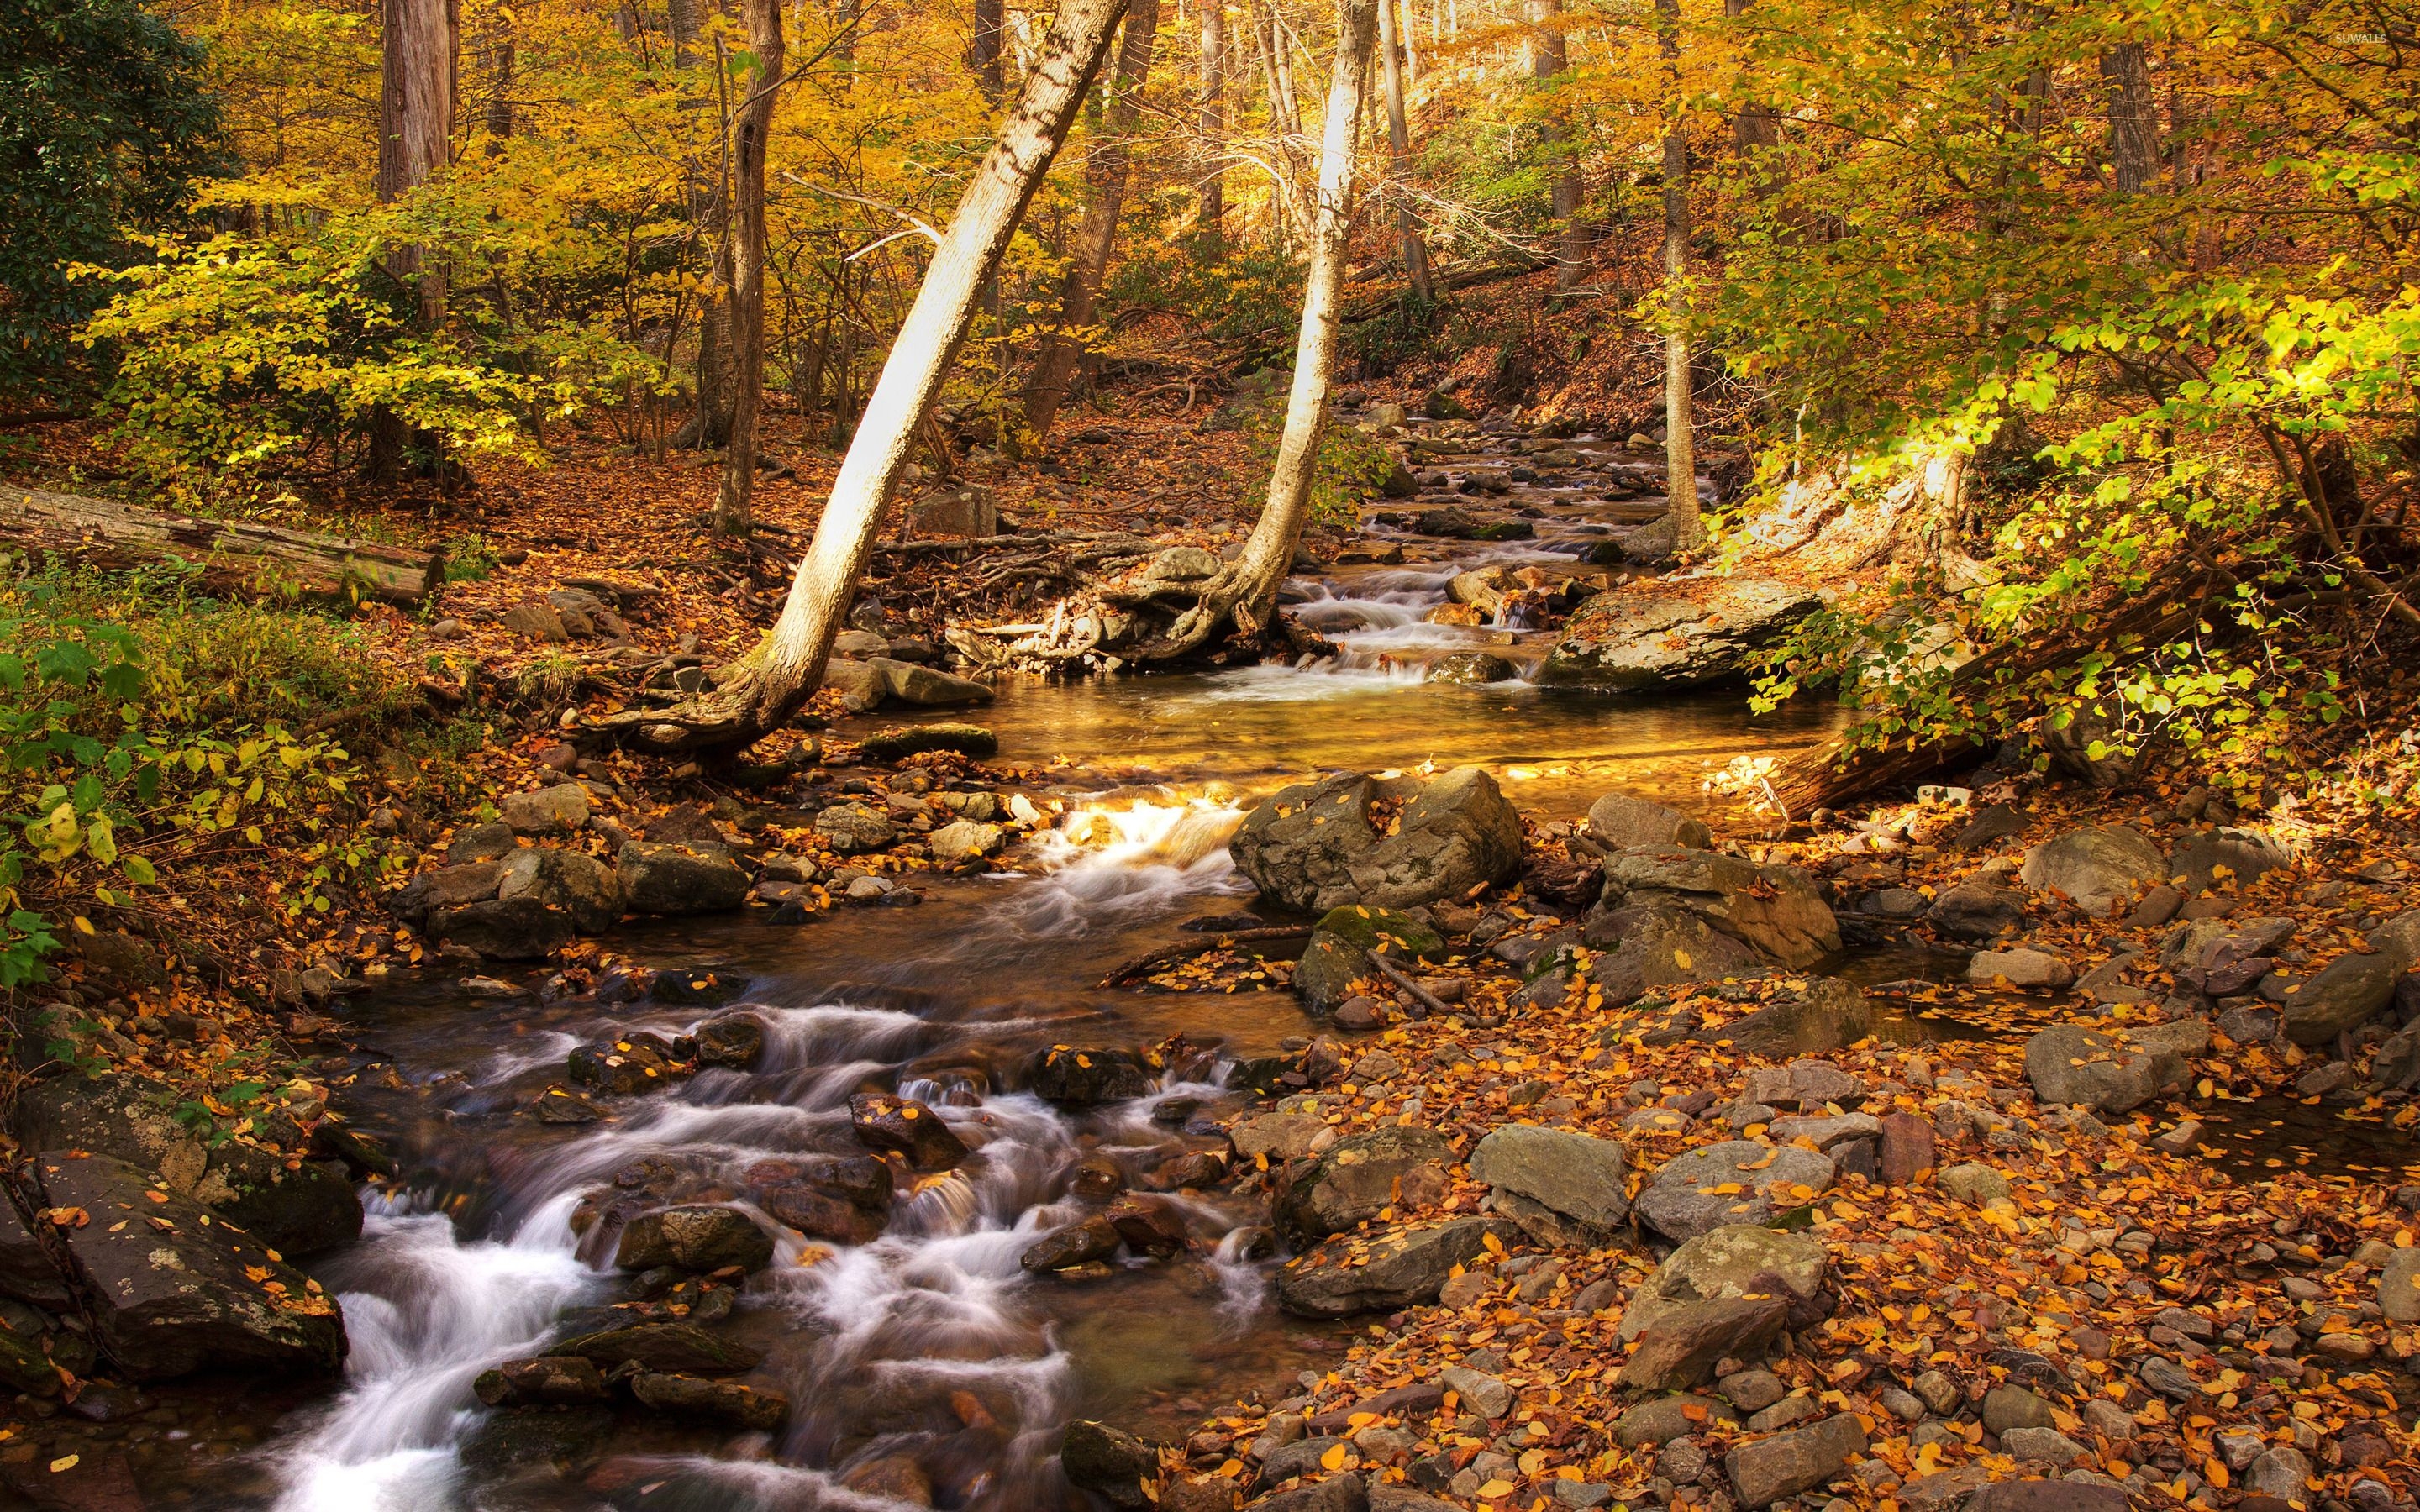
[1059,763,2420,1512]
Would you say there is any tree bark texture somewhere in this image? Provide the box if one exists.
[1528,0,1585,291]
[602,0,1134,756]
[971,0,1007,95]
[1656,0,1699,549]
[1378,0,1432,301]
[2102,41,2158,195]
[1197,1,1226,255]
[1023,0,1163,442]
[714,0,787,536]
[2,487,445,606]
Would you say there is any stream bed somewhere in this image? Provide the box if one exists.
[71,423,2420,1511]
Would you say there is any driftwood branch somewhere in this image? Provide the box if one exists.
[1100,926,1312,987]
[1366,948,1453,1016]
[1,487,444,606]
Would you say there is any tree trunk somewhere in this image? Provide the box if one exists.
[1377,0,1431,301]
[1137,0,1377,655]
[1724,0,1776,156]
[1656,0,1698,549]
[601,0,1134,758]
[713,0,786,537]
[1197,0,1226,255]
[667,0,701,66]
[1528,0,1584,291]
[373,0,458,480]
[2102,41,2157,195]
[971,0,1006,94]
[2,488,445,606]
[1024,0,1163,443]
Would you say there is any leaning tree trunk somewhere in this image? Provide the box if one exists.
[598,0,1134,758]
[1377,0,1432,302]
[1655,0,1699,550]
[714,0,787,536]
[1023,0,1162,442]
[1135,0,1379,656]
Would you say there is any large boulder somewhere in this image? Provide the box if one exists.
[1230,768,1523,913]
[613,1205,775,1273]
[1596,848,1839,967]
[496,846,623,933]
[1537,580,1821,692]
[848,1091,968,1169]
[387,858,509,929]
[1618,1224,1829,1342]
[2019,826,2165,916]
[617,841,750,915]
[1705,977,1871,1058]
[12,1152,346,1382]
[815,803,898,855]
[13,1073,362,1258]
[1467,1125,1629,1245]
[874,658,993,707]
[432,895,576,958]
[1633,1142,1835,1241]
[1583,792,1712,852]
[1275,1218,1520,1317]
[745,1154,894,1245]
[1924,876,2027,941]
[501,782,590,835]
[1276,1127,1456,1243]
[1582,906,1766,1005]
[2022,1021,2204,1112]
[2280,954,2400,1046]
[1623,1295,1788,1391]
[1725,1414,1868,1507]
[1061,1420,1160,1509]
[2171,827,2296,893]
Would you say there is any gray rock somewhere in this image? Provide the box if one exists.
[1725,1370,1789,1414]
[1585,792,1712,852]
[2370,907,2420,974]
[2022,1022,2195,1113]
[1426,652,1518,685]
[1467,1125,1630,1237]
[2244,1446,2312,1503]
[1276,1218,1521,1317]
[1623,1294,1787,1390]
[1938,1163,2011,1205]
[1723,1413,1867,1507]
[873,657,993,707]
[1981,1384,2054,1435]
[1252,1477,1369,1512]
[1911,1370,1962,1416]
[2279,953,2399,1045]
[1968,948,2074,988]
[1711,978,1873,1058]
[617,841,750,915]
[1596,847,1839,967]
[1539,579,1822,692]
[1619,1225,1828,1341]
[1231,768,1523,913]
[1616,1394,1738,1447]
[1277,1127,1456,1244]
[18,1152,346,1383]
[1768,1113,1881,1151]
[927,819,1005,868]
[1294,906,1446,1016]
[432,894,575,958]
[821,657,886,712]
[816,802,898,855]
[2019,826,2165,916]
[1061,1419,1160,1509]
[496,846,623,933]
[1634,1142,1835,1239]
[613,1205,773,1273]
[1926,877,2028,941]
[2171,827,2296,894]
[1965,1483,2128,1512]
[1582,906,1767,1005]
[500,782,590,835]
[2380,1247,2420,1322]
[1439,1364,1512,1418]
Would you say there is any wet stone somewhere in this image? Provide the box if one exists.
[849,1091,969,1169]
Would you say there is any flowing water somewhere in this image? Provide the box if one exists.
[112,426,2396,1509]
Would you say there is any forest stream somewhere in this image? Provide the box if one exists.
[76,423,2420,1512]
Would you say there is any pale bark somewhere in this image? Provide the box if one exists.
[2102,41,2157,195]
[714,0,786,535]
[1024,0,1163,441]
[1377,0,1431,301]
[1655,0,1699,549]
[602,0,1134,756]
[1197,1,1226,255]
[1528,0,1585,291]
[1143,0,1378,654]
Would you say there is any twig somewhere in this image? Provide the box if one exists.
[1365,948,1453,1016]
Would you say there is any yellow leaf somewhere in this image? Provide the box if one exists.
[1477,1479,1516,1498]
[1320,1444,1349,1471]
[50,1455,77,1473]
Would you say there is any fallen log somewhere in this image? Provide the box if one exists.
[1100,925,1312,988]
[1,486,444,606]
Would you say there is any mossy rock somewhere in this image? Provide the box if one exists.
[857,724,998,761]
[1311,905,1444,960]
